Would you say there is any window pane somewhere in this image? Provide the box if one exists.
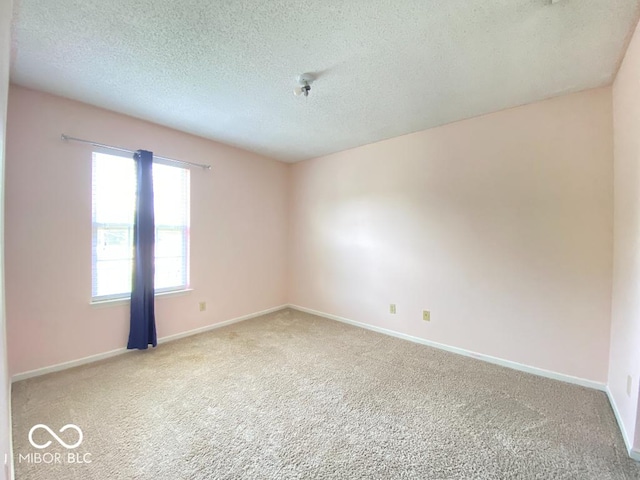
[93,153,135,225]
[154,163,189,227]
[95,259,132,297]
[92,152,190,300]
[155,257,185,290]
[96,227,132,261]
[156,228,185,258]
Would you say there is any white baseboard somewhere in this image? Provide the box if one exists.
[11,346,131,383]
[606,387,640,461]
[288,304,607,392]
[157,304,286,344]
[11,304,287,382]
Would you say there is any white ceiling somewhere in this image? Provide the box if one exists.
[10,0,640,162]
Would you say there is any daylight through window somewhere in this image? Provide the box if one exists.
[91,152,190,301]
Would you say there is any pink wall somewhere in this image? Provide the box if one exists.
[5,82,617,386]
[289,88,614,383]
[5,85,289,376]
[0,1,13,477]
[609,18,640,452]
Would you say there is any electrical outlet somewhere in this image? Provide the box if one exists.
[390,304,396,314]
[627,375,632,397]
[423,310,430,321]
[199,302,207,312]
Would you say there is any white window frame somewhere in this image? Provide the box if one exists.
[91,150,190,302]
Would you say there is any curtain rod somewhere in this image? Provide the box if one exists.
[61,134,212,170]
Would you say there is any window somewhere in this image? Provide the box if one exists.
[92,152,190,301]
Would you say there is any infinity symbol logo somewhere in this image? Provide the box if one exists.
[28,424,83,450]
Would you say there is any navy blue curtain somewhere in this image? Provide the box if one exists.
[128,150,157,350]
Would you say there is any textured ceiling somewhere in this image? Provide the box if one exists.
[10,0,640,162]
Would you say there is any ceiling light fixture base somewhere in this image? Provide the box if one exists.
[294,73,315,97]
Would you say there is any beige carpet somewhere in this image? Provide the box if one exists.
[11,308,640,479]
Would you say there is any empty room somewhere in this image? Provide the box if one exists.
[1,0,640,479]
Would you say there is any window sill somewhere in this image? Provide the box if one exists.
[90,288,193,307]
